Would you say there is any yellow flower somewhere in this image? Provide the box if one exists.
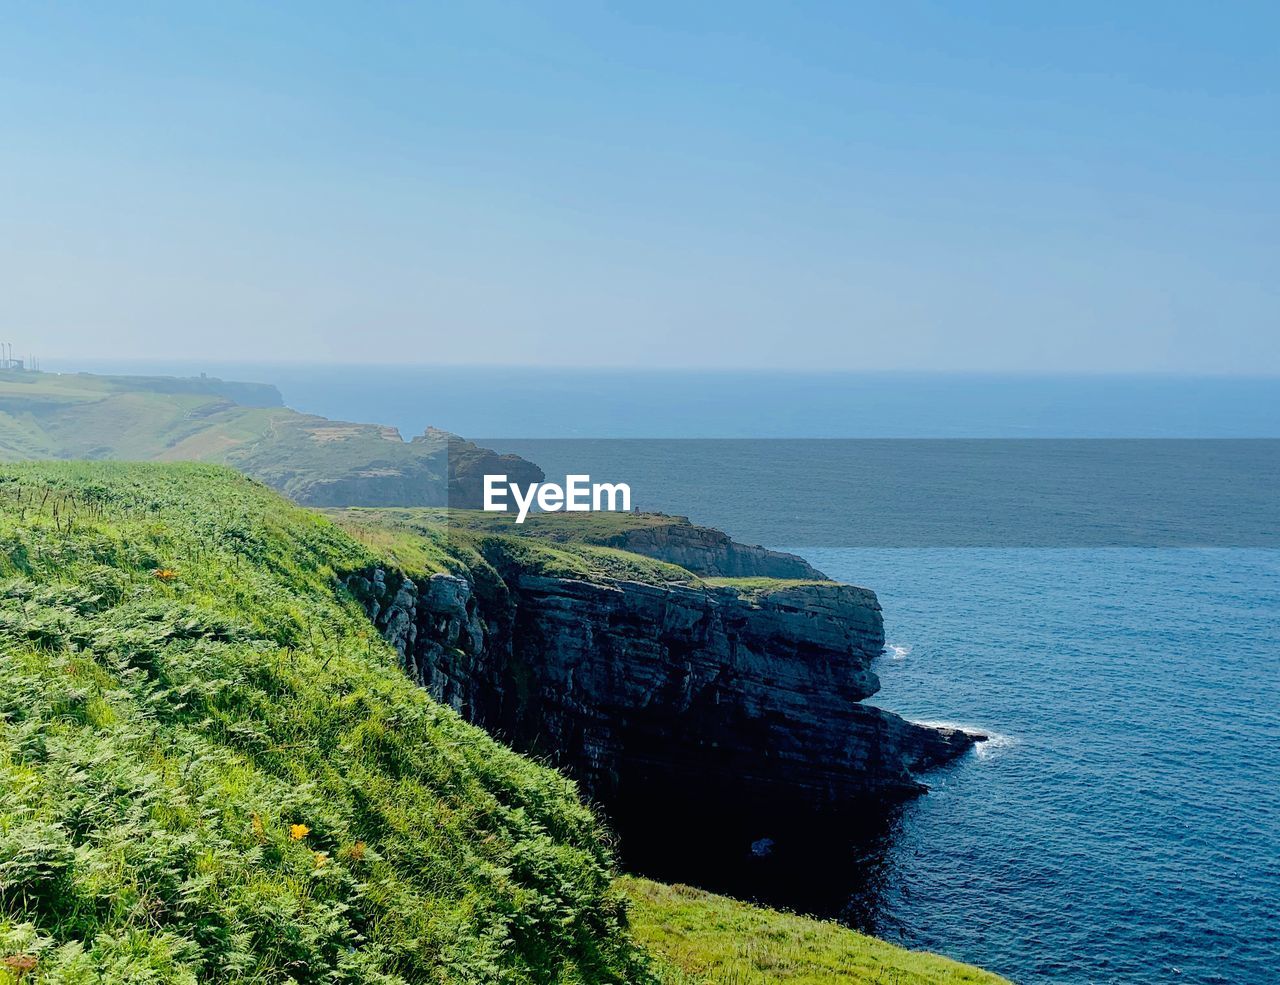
[345,841,367,861]
[153,568,178,582]
[289,823,310,841]
[313,851,330,869]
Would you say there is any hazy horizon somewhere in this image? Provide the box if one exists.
[29,359,1280,439]
[34,357,1280,382]
[6,3,1279,373]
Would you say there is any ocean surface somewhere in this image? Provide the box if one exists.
[47,361,1280,439]
[788,547,1280,984]
[53,363,1280,983]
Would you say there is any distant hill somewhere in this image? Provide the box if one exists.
[0,369,541,506]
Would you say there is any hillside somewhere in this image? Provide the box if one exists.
[0,371,540,507]
[624,879,1005,985]
[0,463,1006,983]
[0,462,643,982]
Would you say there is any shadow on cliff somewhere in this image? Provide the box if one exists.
[609,771,912,937]
[335,516,984,931]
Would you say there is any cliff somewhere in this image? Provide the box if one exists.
[0,461,1004,984]
[339,522,981,818]
[602,519,826,578]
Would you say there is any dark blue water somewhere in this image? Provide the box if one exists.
[51,363,1280,982]
[795,547,1280,984]
[47,361,1280,439]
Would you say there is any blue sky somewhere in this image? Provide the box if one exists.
[3,1,1277,371]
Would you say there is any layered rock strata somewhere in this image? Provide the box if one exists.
[343,551,980,812]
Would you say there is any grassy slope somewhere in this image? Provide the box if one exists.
[328,509,703,587]
[0,371,288,463]
[346,513,837,590]
[0,462,643,983]
[621,879,1007,985]
[436,511,686,543]
[0,463,1006,984]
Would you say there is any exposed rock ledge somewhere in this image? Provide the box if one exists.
[342,551,981,815]
[590,515,829,580]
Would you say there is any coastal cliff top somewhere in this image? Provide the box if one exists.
[0,460,1003,983]
[332,506,834,582]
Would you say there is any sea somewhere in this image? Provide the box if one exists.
[53,362,1280,984]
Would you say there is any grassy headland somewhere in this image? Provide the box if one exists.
[329,507,704,587]
[0,462,639,982]
[0,371,534,507]
[0,462,1006,983]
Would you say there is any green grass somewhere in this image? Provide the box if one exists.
[0,462,645,983]
[619,879,1009,985]
[439,511,685,543]
[702,578,834,593]
[328,510,703,588]
[0,371,289,464]
[0,463,1006,984]
[0,371,119,408]
[465,537,700,587]
[328,512,464,578]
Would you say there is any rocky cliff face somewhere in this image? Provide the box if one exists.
[593,517,829,580]
[342,548,980,817]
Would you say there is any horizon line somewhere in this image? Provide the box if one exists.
[32,358,1280,382]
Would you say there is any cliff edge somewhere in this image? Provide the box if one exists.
[447,509,829,579]
[336,511,983,819]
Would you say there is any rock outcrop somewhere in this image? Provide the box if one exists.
[419,427,548,510]
[591,515,829,580]
[343,545,981,817]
